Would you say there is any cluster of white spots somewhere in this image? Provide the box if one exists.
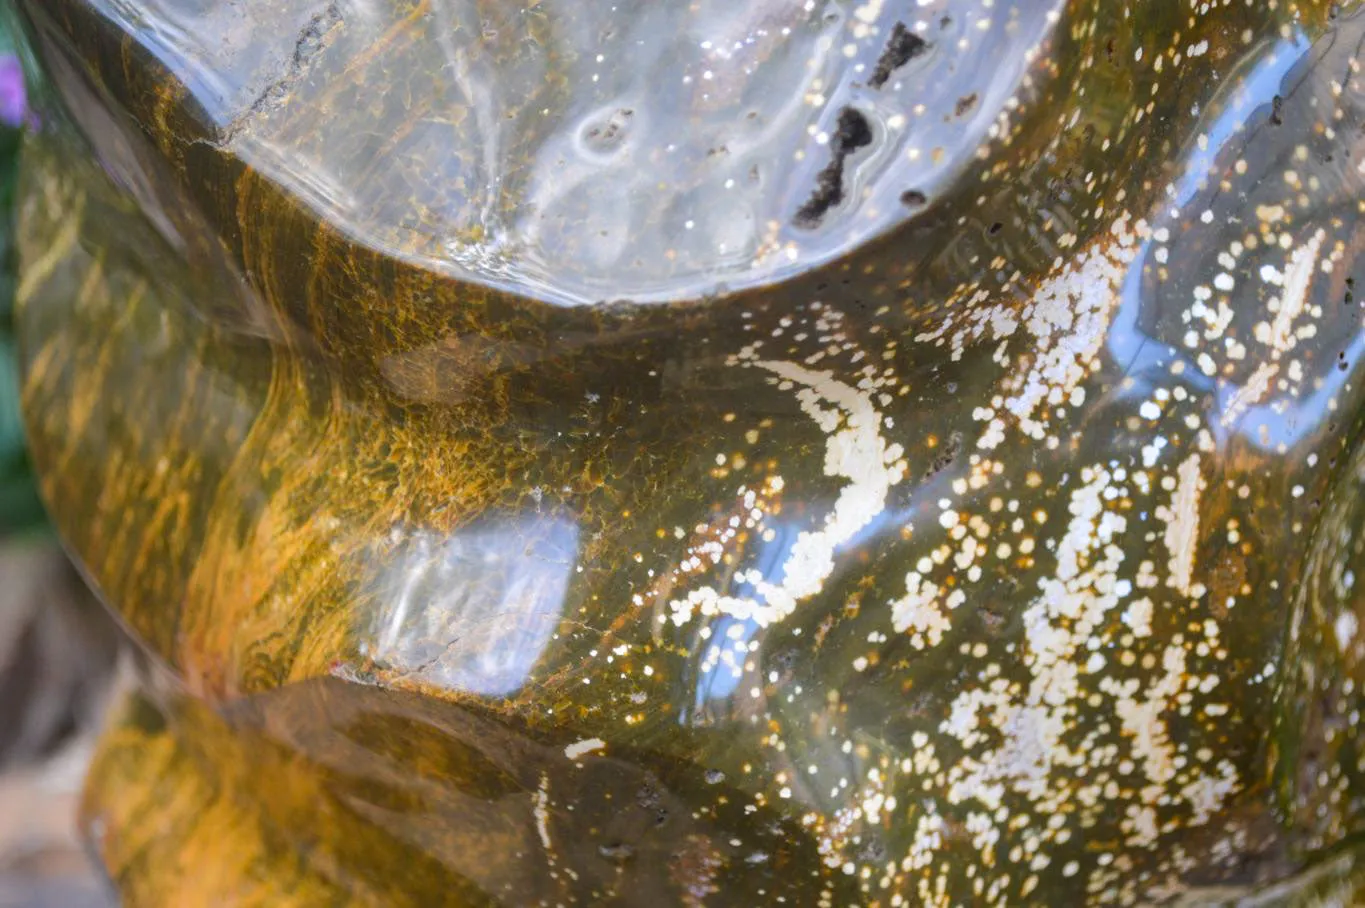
[890,571,952,647]
[870,446,1239,900]
[1098,644,1187,842]
[1221,229,1326,425]
[888,497,994,651]
[884,218,1146,656]
[668,325,906,628]
[696,207,1282,902]
[1122,596,1154,638]
[1261,230,1326,353]
[939,469,1130,815]
[914,216,1142,450]
[630,15,1360,897]
[1180,759,1239,826]
[997,217,1142,444]
[1158,454,1205,598]
[1221,361,1277,428]
[653,472,787,611]
[913,286,1018,364]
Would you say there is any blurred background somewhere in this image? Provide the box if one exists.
[0,14,122,908]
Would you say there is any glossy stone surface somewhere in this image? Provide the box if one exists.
[10,0,1365,903]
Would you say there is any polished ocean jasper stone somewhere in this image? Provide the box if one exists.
[10,0,1365,903]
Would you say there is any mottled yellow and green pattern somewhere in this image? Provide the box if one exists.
[11,0,1365,903]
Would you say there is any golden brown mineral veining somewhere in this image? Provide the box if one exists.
[10,0,1365,903]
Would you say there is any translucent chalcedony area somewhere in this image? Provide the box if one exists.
[68,0,1060,304]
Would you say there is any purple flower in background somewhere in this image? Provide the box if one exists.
[0,55,27,129]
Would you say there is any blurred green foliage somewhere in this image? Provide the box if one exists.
[0,16,43,535]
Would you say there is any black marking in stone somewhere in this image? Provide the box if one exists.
[794,107,874,228]
[868,22,929,90]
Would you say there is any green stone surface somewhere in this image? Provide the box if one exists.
[11,0,1365,903]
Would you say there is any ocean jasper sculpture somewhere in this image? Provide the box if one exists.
[10,0,1365,903]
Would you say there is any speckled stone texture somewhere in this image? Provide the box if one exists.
[10,0,1365,903]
